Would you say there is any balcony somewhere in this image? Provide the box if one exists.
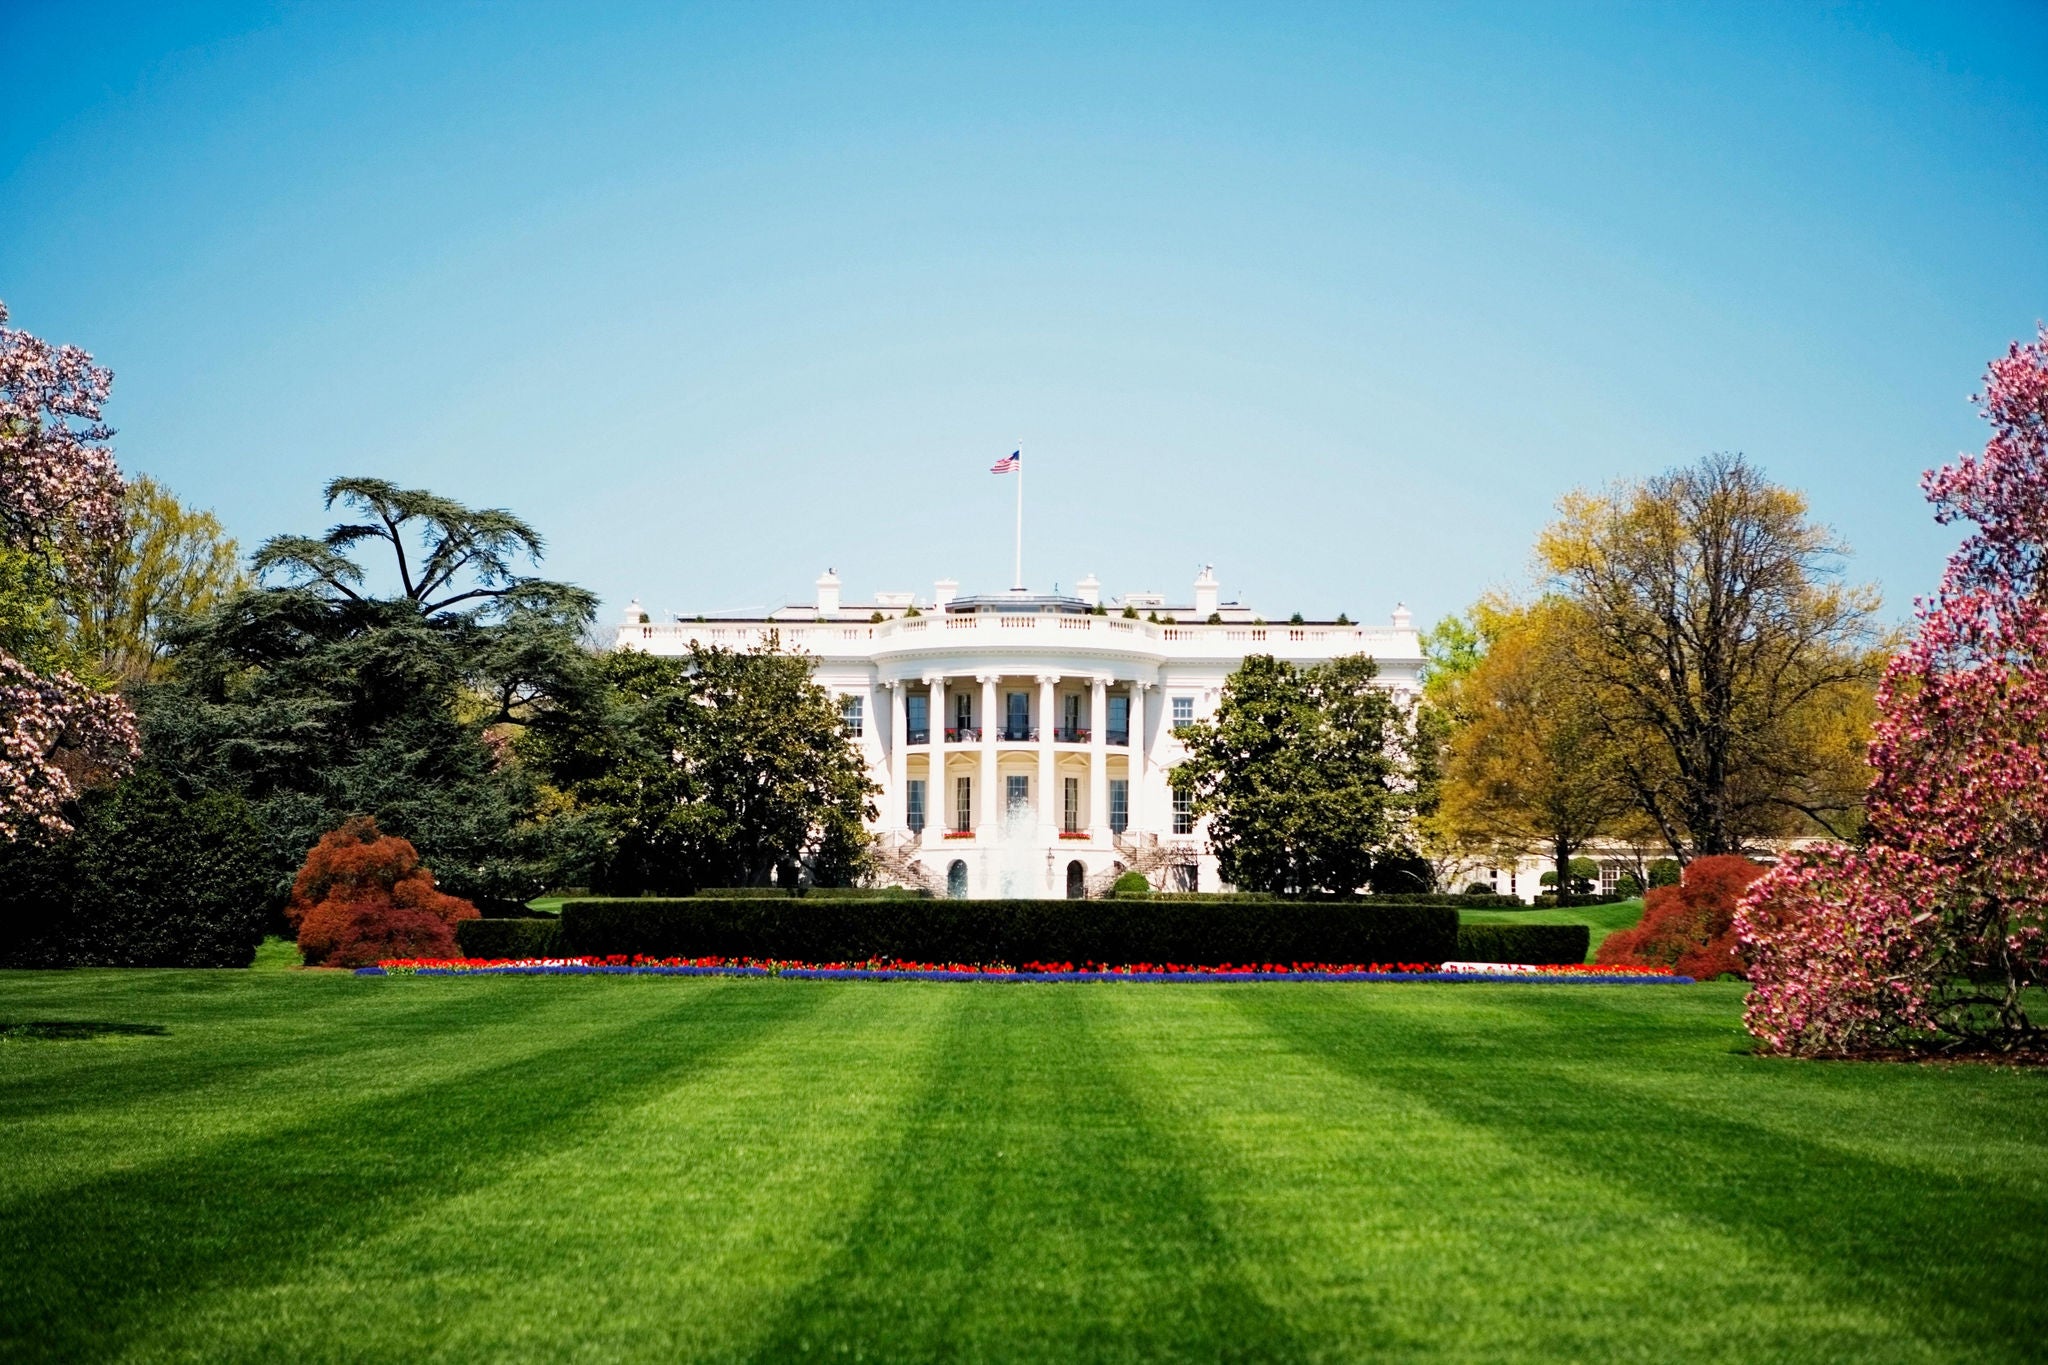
[906,727,930,745]
[1054,726,1090,743]
[945,726,981,743]
[1000,725,1038,742]
[1106,729,1129,746]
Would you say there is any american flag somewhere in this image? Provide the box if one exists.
[989,450,1021,474]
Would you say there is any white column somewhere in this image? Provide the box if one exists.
[979,674,999,837]
[1037,674,1058,842]
[1128,683,1148,834]
[890,681,909,832]
[928,674,947,831]
[1090,676,1108,840]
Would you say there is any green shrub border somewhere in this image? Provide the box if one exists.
[556,896,1458,967]
[1454,923,1591,966]
[455,918,563,959]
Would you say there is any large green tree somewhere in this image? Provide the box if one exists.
[140,478,596,908]
[57,474,247,685]
[1437,598,1633,897]
[1169,654,1417,897]
[525,639,876,894]
[1538,454,1882,857]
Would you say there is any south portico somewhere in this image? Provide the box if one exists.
[874,665,1158,898]
[616,569,1425,898]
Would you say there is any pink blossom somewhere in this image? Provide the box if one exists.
[0,300,125,563]
[1741,327,2048,1054]
[0,649,139,840]
[0,301,138,839]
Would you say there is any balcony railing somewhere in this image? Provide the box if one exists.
[1000,725,1038,742]
[1054,726,1090,743]
[945,726,981,743]
[906,727,930,745]
[1106,729,1129,746]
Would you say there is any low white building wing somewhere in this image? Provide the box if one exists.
[616,568,1423,899]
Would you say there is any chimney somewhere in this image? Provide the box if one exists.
[1076,573,1101,607]
[815,568,841,617]
[933,578,959,610]
[1391,603,1413,632]
[622,597,648,625]
[1193,565,1220,619]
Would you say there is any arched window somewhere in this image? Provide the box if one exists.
[1066,860,1086,899]
[946,860,969,900]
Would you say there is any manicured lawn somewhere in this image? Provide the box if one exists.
[3,972,2044,1362]
[1462,897,1648,958]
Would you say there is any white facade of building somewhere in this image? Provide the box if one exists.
[615,567,1423,899]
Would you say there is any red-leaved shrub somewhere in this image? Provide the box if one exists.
[1596,855,1766,980]
[286,816,478,967]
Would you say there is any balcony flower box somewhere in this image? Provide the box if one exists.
[943,830,976,840]
[1058,830,1090,840]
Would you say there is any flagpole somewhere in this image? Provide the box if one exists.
[1013,448,1024,591]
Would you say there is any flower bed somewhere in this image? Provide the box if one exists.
[358,955,1690,984]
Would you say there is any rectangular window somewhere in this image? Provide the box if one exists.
[1171,695,1195,729]
[955,776,973,832]
[955,692,973,732]
[906,693,929,742]
[1006,691,1030,740]
[1172,786,1194,835]
[1063,694,1081,730]
[1600,863,1618,895]
[840,694,864,737]
[906,779,926,834]
[1063,776,1080,832]
[1109,779,1129,833]
[1006,774,1030,813]
[1107,694,1129,744]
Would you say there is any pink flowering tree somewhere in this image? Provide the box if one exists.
[1738,328,2048,1055]
[0,301,138,840]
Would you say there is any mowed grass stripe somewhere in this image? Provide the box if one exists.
[1100,985,1910,1363]
[0,974,605,1199]
[122,980,964,1364]
[748,984,1306,1363]
[0,968,549,1125]
[0,979,826,1364]
[1231,984,2047,1363]
[1473,985,2048,1196]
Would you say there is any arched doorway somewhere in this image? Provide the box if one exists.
[1066,860,1086,899]
[946,860,969,899]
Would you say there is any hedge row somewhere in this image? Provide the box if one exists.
[554,897,1458,967]
[455,918,563,959]
[1121,890,1527,908]
[1453,924,1591,966]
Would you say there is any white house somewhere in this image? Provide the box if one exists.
[615,567,1424,899]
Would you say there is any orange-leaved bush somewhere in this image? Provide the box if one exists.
[1596,855,1766,980]
[286,816,478,967]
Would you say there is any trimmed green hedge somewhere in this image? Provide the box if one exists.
[1454,924,1591,966]
[455,918,563,959]
[1133,891,1526,908]
[559,897,1458,967]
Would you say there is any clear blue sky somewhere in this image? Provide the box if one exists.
[5,2,2045,626]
